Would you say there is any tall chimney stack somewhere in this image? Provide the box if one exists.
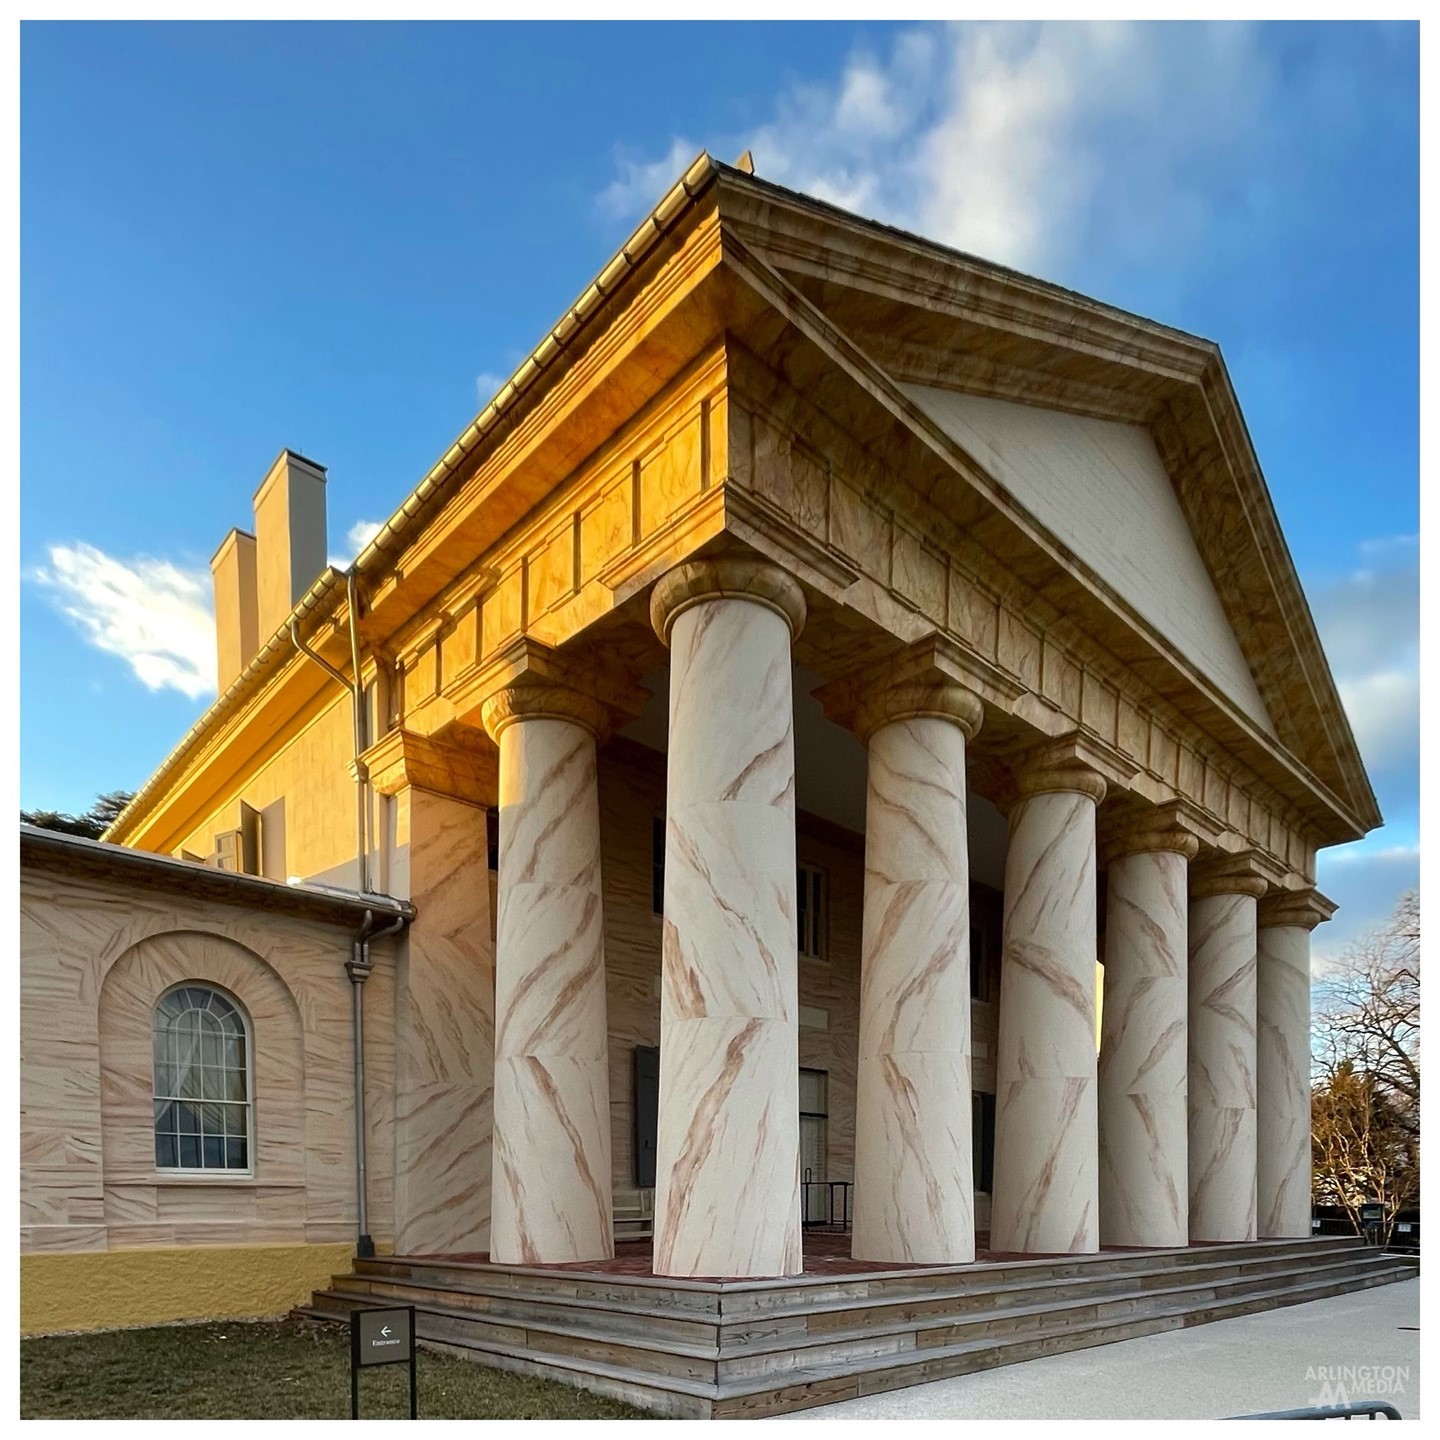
[253,450,328,640]
[210,528,260,690]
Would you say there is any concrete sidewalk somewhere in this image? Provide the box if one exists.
[772,1276,1420,1421]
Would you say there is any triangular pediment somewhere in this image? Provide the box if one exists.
[898,384,1277,738]
[707,161,1378,835]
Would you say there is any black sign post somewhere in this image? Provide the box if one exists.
[349,1305,417,1419]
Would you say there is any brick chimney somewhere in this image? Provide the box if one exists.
[210,528,259,690]
[253,450,328,641]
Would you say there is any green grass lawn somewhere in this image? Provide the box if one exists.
[21,1317,654,1420]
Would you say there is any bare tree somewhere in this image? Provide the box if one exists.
[1311,891,1420,1237]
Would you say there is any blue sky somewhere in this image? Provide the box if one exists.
[20,20,1418,952]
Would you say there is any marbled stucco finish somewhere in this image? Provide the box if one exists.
[1188,891,1258,1243]
[991,789,1100,1255]
[852,716,974,1265]
[491,716,614,1264]
[1098,848,1189,1247]
[653,594,802,1279]
[1256,923,1312,1239]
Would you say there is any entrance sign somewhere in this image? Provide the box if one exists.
[349,1305,417,1419]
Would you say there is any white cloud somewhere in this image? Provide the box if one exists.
[598,21,1273,278]
[1309,536,1418,789]
[475,371,508,406]
[597,136,700,223]
[328,519,384,570]
[33,542,215,701]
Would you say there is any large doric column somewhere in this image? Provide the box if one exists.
[1188,854,1268,1243]
[1257,888,1334,1238]
[850,679,983,1266]
[649,555,805,1279]
[480,680,613,1265]
[991,749,1107,1256]
[1098,816,1197,1249]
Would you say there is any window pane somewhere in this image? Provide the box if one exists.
[154,1100,176,1132]
[156,1132,178,1168]
[178,1134,201,1168]
[176,1102,200,1135]
[225,1136,248,1169]
[224,1068,247,1103]
[224,1034,245,1068]
[202,1135,224,1168]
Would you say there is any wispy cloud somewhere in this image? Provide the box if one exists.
[33,542,215,700]
[1309,533,1419,958]
[328,519,384,569]
[1311,534,1418,789]
[597,21,1272,279]
[475,371,508,406]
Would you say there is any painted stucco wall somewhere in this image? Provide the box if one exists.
[902,385,1275,736]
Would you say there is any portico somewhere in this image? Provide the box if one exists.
[43,153,1391,1397]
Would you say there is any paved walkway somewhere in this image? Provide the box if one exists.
[772,1277,1420,1421]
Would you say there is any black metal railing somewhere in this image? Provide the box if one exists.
[801,1174,852,1231]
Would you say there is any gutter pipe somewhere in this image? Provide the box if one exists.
[289,569,372,895]
[347,908,406,1258]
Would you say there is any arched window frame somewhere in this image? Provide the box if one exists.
[151,981,255,1177]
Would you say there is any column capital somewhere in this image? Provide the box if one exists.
[1001,730,1138,810]
[454,637,647,744]
[1258,886,1337,931]
[1190,849,1281,901]
[853,681,983,744]
[1099,797,1218,866]
[815,634,996,742]
[649,555,806,645]
[361,727,496,807]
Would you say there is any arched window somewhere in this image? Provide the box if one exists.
[152,985,251,1172]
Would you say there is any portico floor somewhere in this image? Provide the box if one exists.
[409,1231,1171,1279]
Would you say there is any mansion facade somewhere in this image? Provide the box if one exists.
[20,154,1378,1334]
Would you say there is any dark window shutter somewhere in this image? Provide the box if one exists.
[633,1045,660,1188]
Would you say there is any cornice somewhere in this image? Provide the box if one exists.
[361,728,495,807]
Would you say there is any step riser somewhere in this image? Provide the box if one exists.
[329,1276,719,1347]
[422,1336,713,1420]
[310,1259,1405,1390]
[715,1260,1399,1383]
[305,1261,1410,1418]
[713,1268,1413,1417]
[353,1238,1367,1324]
[334,1246,1375,1353]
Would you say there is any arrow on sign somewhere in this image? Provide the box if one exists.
[380,1326,391,1337]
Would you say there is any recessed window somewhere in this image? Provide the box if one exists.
[152,985,252,1173]
[970,925,990,1001]
[798,863,826,959]
[652,817,665,916]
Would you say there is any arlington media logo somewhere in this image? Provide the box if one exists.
[1306,1365,1409,1407]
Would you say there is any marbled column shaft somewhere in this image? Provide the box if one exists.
[991,774,1104,1256]
[1098,840,1193,1248]
[652,561,804,1279]
[1188,885,1260,1243]
[853,699,980,1266]
[488,711,613,1265]
[1257,917,1316,1238]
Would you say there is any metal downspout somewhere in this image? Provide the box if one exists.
[347,908,406,1258]
[289,571,371,894]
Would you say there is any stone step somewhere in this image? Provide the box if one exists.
[299,1250,1409,1406]
[303,1258,1410,1419]
[351,1234,1365,1324]
[335,1238,1372,1345]
[709,1262,1417,1418]
[712,1253,1399,1384]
